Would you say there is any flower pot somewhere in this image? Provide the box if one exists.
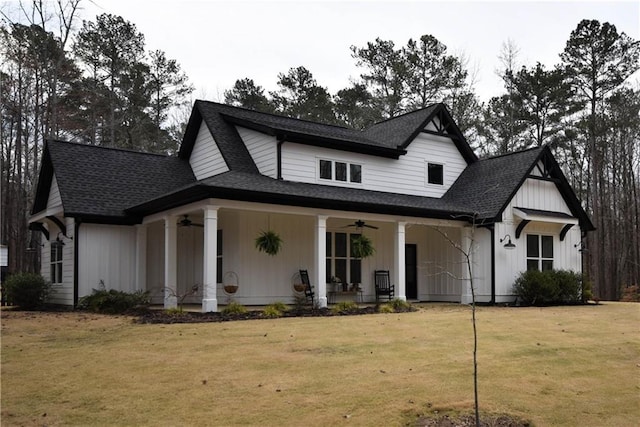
[224,284,238,294]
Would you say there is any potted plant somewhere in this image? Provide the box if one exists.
[255,230,283,256]
[351,234,375,259]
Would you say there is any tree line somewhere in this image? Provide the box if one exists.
[1,1,638,299]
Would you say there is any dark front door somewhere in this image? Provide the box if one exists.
[405,244,417,299]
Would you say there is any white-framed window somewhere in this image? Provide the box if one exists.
[325,232,362,284]
[50,243,63,284]
[318,159,362,184]
[526,234,553,271]
[426,162,444,185]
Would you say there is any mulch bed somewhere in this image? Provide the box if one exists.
[135,305,411,324]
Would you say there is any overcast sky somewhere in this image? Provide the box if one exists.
[28,1,640,103]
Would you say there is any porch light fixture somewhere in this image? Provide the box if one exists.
[53,232,73,247]
[574,241,588,252]
[500,234,516,250]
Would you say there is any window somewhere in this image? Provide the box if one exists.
[427,162,444,185]
[326,232,362,284]
[216,229,223,283]
[318,159,362,183]
[50,243,63,284]
[526,234,553,271]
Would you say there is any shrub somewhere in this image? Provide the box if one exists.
[3,273,51,309]
[78,289,150,314]
[263,302,288,318]
[620,285,640,302]
[221,302,247,315]
[331,301,359,314]
[389,298,412,311]
[513,269,584,306]
[377,304,395,313]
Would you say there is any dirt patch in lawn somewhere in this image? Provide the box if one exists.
[413,413,530,426]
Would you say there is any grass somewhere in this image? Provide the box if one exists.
[1,303,639,426]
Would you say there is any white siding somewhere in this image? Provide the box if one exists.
[493,178,582,302]
[189,122,229,180]
[237,126,277,178]
[45,217,75,305]
[77,224,137,298]
[48,175,62,209]
[280,131,467,197]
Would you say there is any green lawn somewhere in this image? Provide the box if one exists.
[1,303,638,426]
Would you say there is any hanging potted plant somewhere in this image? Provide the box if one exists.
[255,230,283,256]
[351,234,375,259]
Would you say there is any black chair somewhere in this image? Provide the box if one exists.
[374,270,395,302]
[299,270,315,305]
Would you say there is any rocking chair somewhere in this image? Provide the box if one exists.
[299,270,315,305]
[374,270,395,302]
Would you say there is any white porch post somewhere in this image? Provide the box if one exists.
[394,221,407,301]
[135,224,147,292]
[315,215,328,308]
[461,227,474,305]
[164,215,178,309]
[202,206,218,312]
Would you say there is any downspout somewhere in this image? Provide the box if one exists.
[277,134,286,180]
[490,226,496,305]
[73,218,82,307]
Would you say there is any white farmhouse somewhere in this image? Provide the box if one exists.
[29,101,594,310]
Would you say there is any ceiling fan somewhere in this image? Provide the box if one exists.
[178,214,204,228]
[342,220,378,230]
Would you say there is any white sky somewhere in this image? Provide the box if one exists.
[8,0,640,103]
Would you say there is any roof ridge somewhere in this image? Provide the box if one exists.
[479,146,543,161]
[47,139,171,158]
[365,103,440,128]
[196,99,354,131]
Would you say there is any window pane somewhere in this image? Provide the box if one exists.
[542,260,553,271]
[335,233,347,257]
[350,164,361,183]
[335,259,347,284]
[349,233,361,258]
[350,259,362,284]
[217,230,223,256]
[326,232,332,257]
[526,235,539,258]
[56,265,62,284]
[527,260,539,271]
[216,258,223,283]
[51,268,56,283]
[541,236,553,258]
[320,160,332,179]
[335,162,347,181]
[427,163,443,185]
[326,260,332,283]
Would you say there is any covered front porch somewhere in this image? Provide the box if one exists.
[135,198,480,312]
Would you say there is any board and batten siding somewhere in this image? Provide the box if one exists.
[48,174,62,209]
[492,178,582,302]
[237,126,277,178]
[189,122,229,180]
[77,224,137,299]
[280,132,467,197]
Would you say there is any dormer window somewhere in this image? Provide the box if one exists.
[427,162,444,185]
[319,159,362,184]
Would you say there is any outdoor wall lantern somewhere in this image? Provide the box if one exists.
[53,232,73,247]
[574,241,588,252]
[500,234,516,250]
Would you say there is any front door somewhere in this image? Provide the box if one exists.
[405,244,417,299]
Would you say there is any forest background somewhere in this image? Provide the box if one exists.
[1,0,638,300]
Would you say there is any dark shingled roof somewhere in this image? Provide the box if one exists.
[443,147,544,221]
[32,140,196,223]
[30,103,593,232]
[126,171,470,220]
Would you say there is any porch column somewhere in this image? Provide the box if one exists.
[461,227,474,305]
[315,215,328,308]
[202,206,219,312]
[135,224,147,292]
[394,221,407,301]
[164,215,178,309]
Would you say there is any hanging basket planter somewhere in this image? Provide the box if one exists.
[255,230,283,256]
[351,234,375,259]
[223,271,239,295]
